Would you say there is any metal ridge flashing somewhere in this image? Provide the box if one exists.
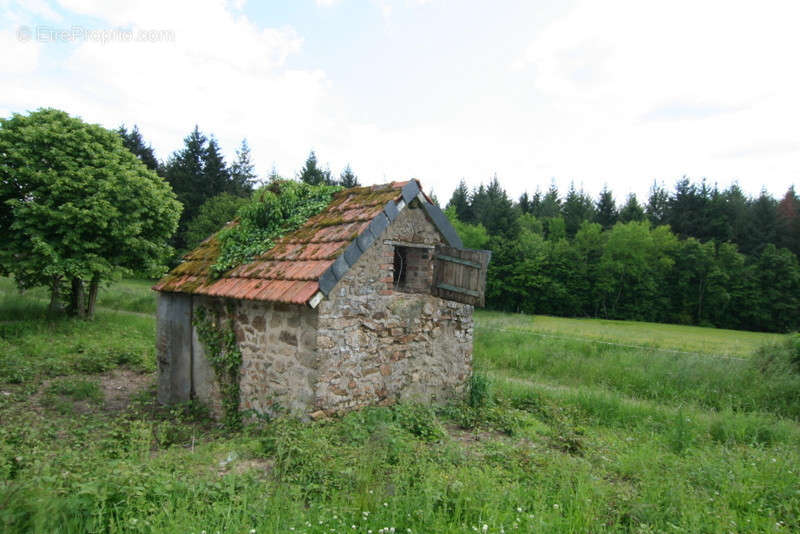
[317,208,394,297]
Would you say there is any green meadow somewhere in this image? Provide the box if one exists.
[1,278,798,533]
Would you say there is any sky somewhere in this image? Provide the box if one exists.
[1,0,798,203]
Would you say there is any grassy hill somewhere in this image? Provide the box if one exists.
[1,278,798,533]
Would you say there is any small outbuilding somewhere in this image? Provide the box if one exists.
[153,180,490,418]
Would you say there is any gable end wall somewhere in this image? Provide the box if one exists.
[315,205,474,413]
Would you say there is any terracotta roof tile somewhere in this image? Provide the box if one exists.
[154,181,409,304]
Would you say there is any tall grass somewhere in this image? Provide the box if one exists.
[0,282,799,532]
[477,326,800,418]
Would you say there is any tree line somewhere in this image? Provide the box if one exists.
[118,125,360,254]
[446,177,800,333]
[2,108,796,330]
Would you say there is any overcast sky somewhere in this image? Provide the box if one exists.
[2,0,798,203]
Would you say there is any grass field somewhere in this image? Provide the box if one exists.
[1,278,798,533]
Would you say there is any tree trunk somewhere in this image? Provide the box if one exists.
[86,276,100,320]
[49,276,61,313]
[70,277,85,318]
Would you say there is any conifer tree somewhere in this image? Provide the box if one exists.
[298,150,326,185]
[164,126,208,247]
[776,186,800,257]
[117,124,160,173]
[539,183,561,218]
[229,139,257,196]
[646,181,669,226]
[741,189,778,255]
[447,179,472,222]
[339,164,359,188]
[619,193,645,222]
[562,182,595,237]
[594,186,618,230]
[203,137,230,198]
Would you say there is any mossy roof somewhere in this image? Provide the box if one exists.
[153,180,431,304]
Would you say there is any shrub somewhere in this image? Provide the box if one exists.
[393,403,445,442]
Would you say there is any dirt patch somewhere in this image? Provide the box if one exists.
[99,368,155,412]
[444,423,506,448]
[215,452,273,478]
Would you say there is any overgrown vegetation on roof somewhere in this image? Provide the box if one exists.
[211,180,342,277]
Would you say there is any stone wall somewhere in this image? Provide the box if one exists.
[190,296,319,417]
[315,203,474,413]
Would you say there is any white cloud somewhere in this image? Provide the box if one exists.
[1,0,332,178]
[1,0,797,204]
[509,0,800,197]
[0,28,41,74]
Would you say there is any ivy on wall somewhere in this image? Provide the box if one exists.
[192,303,243,429]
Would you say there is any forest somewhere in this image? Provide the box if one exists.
[121,123,799,333]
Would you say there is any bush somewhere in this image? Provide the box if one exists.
[393,403,445,441]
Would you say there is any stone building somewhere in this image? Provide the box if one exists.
[153,180,490,418]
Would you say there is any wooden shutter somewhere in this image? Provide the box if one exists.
[432,245,491,307]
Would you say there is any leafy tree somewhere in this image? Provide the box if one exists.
[185,193,250,250]
[594,186,618,230]
[619,193,645,222]
[750,244,800,331]
[0,108,181,317]
[445,206,489,249]
[298,150,326,185]
[229,139,257,196]
[562,183,595,237]
[339,164,359,188]
[544,217,566,241]
[117,124,160,173]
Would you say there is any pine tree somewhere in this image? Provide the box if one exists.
[339,164,359,188]
[619,193,645,222]
[518,192,531,214]
[561,183,595,237]
[594,186,618,230]
[741,188,778,255]
[229,139,257,196]
[539,183,561,218]
[776,186,800,257]
[203,137,231,199]
[646,181,669,226]
[117,124,160,173]
[529,189,543,218]
[446,179,472,222]
[164,126,208,247]
[298,150,326,185]
[469,176,520,238]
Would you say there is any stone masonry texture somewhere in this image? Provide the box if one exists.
[179,202,473,418]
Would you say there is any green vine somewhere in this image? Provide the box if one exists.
[192,303,242,429]
[211,180,342,277]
